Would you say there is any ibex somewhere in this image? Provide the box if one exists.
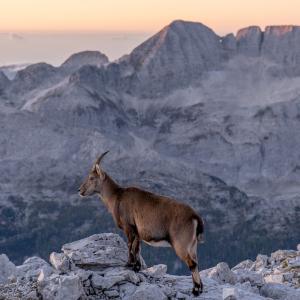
[79,151,204,295]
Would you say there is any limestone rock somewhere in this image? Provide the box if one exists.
[234,269,264,287]
[271,250,298,263]
[0,278,39,300]
[17,256,54,280]
[103,267,140,284]
[38,273,85,300]
[207,262,237,284]
[236,26,263,56]
[260,282,300,300]
[287,257,300,269]
[91,272,127,290]
[1,233,300,299]
[0,254,17,284]
[62,233,128,269]
[222,33,237,52]
[119,282,138,298]
[262,26,300,74]
[142,264,167,278]
[254,255,269,271]
[264,274,284,284]
[222,286,267,300]
[124,282,167,300]
[50,252,75,273]
[232,259,254,271]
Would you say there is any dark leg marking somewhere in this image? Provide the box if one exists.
[131,235,141,272]
[187,257,203,296]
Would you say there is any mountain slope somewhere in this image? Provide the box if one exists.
[117,20,226,97]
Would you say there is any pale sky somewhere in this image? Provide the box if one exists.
[1,0,300,33]
[0,0,299,65]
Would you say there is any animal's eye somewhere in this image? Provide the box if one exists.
[90,177,95,181]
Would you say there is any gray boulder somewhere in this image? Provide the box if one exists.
[232,259,254,271]
[254,254,269,271]
[38,272,85,300]
[234,269,264,287]
[124,282,167,300]
[223,286,267,300]
[50,252,75,273]
[270,250,298,263]
[17,256,54,280]
[142,264,167,278]
[260,282,300,300]
[205,262,237,284]
[62,233,129,269]
[0,254,17,284]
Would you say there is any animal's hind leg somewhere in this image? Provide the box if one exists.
[187,231,203,296]
[187,239,203,296]
[172,223,203,296]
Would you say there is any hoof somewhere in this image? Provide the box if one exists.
[132,261,141,272]
[192,284,203,297]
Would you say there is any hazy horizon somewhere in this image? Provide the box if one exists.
[0,31,153,66]
[2,21,300,67]
[1,0,300,66]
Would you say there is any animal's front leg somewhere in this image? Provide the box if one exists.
[124,229,135,268]
[131,235,141,272]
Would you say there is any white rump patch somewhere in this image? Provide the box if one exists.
[143,240,171,247]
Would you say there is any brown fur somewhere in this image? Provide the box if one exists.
[79,152,204,295]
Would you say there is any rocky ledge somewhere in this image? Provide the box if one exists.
[0,233,299,300]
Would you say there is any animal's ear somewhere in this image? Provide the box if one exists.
[95,164,105,180]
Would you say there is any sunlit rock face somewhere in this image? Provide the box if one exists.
[236,26,263,56]
[262,26,300,75]
[118,20,226,97]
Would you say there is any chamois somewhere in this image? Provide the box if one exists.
[79,151,204,295]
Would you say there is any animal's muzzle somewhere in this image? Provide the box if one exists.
[78,187,86,197]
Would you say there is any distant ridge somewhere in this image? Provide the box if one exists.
[61,50,109,72]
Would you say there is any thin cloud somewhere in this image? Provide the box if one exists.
[9,33,24,40]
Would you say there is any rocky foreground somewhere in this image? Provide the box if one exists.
[0,233,299,300]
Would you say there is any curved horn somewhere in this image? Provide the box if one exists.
[95,151,109,165]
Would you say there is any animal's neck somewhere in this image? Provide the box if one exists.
[98,173,122,213]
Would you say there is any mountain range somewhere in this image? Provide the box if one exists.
[0,20,299,274]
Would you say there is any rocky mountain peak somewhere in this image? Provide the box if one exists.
[128,19,221,68]
[236,26,263,56]
[264,25,300,36]
[121,19,224,97]
[9,63,58,94]
[61,50,109,72]
[262,25,300,73]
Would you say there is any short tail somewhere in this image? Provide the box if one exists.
[195,215,205,243]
